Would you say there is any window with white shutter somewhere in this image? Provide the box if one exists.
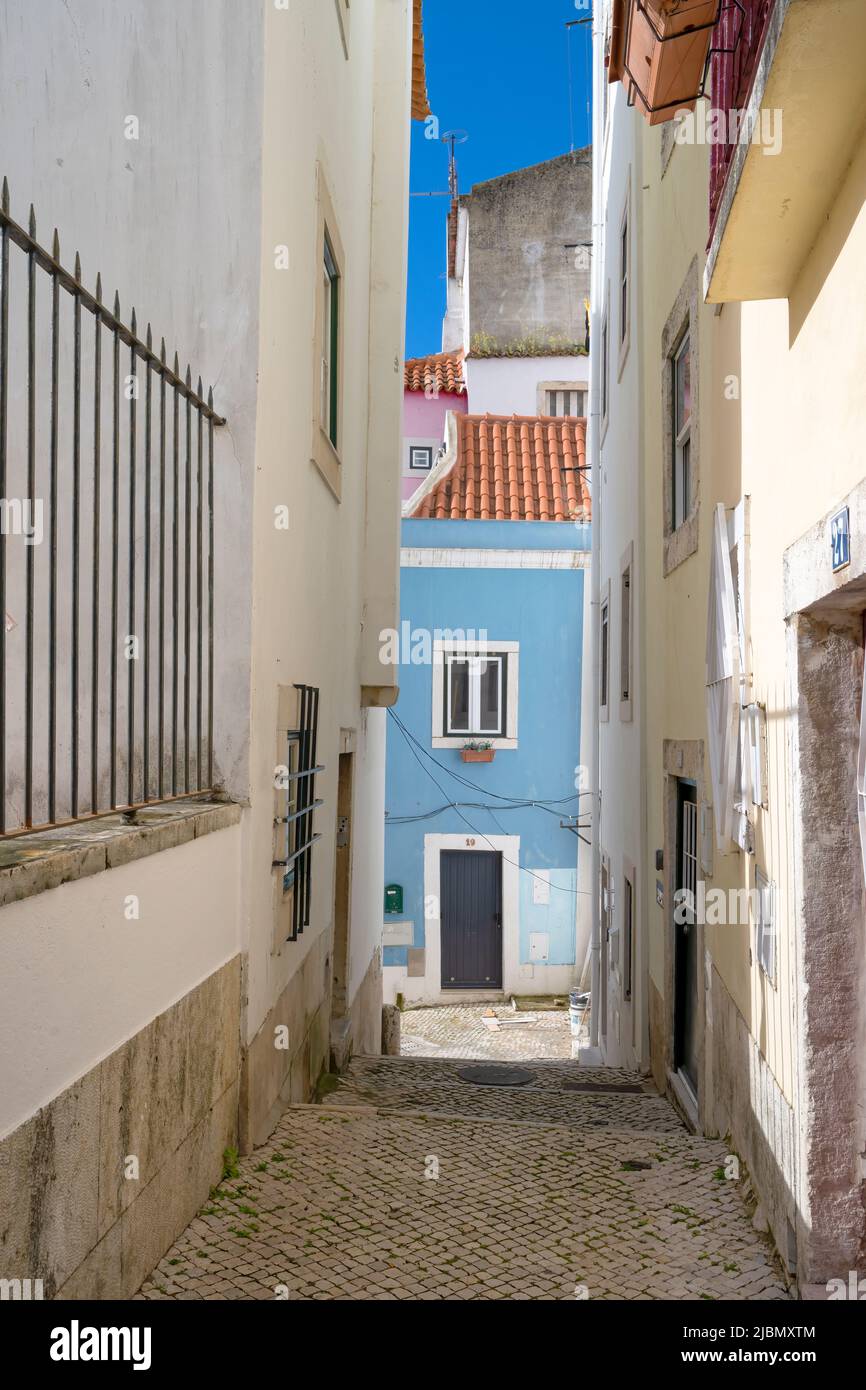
[729,499,753,853]
[706,503,741,852]
[749,702,768,810]
[755,868,776,984]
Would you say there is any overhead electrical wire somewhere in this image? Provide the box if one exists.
[388,711,590,897]
[388,708,591,808]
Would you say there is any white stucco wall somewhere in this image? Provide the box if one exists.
[592,8,646,1070]
[0,0,263,806]
[242,0,410,1046]
[0,825,242,1137]
[465,355,589,417]
[348,709,387,1002]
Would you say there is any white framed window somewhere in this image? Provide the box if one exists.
[409,445,434,472]
[600,587,610,723]
[601,301,610,426]
[619,200,629,353]
[706,503,740,851]
[311,165,345,498]
[620,543,633,721]
[707,498,753,854]
[444,653,505,737]
[755,868,776,984]
[622,869,634,1002]
[749,702,768,810]
[672,333,691,530]
[432,640,519,749]
[321,232,340,448]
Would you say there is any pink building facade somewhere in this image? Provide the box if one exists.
[401,350,467,502]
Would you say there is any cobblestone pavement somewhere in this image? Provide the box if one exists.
[400,1002,578,1060]
[138,1048,789,1302]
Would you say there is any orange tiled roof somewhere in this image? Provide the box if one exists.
[404,349,465,395]
[411,0,431,120]
[410,414,591,522]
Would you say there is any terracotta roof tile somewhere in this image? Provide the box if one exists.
[404,349,465,395]
[411,0,431,120]
[410,414,590,523]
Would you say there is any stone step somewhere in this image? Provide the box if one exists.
[348,1052,649,1092]
[323,1064,686,1134]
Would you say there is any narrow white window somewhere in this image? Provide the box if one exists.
[600,597,610,719]
[672,333,691,529]
[321,233,340,447]
[619,207,629,348]
[601,310,610,422]
[620,565,631,705]
[623,873,634,1002]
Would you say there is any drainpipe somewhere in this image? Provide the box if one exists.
[588,19,604,1054]
[588,358,601,1051]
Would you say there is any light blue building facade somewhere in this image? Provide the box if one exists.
[383,517,592,1005]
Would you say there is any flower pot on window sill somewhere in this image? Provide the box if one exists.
[461,748,495,763]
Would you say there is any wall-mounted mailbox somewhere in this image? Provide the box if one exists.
[384,883,404,915]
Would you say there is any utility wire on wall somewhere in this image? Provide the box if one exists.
[387,710,592,893]
[389,709,592,807]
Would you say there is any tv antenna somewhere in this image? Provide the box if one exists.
[410,129,469,199]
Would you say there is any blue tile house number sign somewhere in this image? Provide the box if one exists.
[831,506,850,573]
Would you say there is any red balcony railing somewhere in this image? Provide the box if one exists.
[708,0,777,231]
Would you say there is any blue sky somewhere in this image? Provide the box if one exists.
[406,0,593,359]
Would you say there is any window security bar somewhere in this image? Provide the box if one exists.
[272,683,322,942]
[0,179,225,836]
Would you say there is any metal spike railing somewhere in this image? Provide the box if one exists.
[0,179,226,836]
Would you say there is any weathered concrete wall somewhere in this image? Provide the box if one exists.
[0,956,240,1299]
[464,151,591,352]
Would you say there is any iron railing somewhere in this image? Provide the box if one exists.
[708,0,777,231]
[273,685,323,942]
[0,179,225,835]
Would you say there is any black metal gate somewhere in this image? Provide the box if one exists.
[440,849,502,989]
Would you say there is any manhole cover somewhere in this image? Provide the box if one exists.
[562,1082,643,1094]
[455,1065,534,1087]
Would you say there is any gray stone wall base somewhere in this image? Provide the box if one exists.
[707,964,797,1277]
[330,949,383,1073]
[239,932,331,1152]
[0,956,242,1300]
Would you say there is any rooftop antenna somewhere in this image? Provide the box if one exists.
[410,129,469,199]
[566,13,594,153]
[442,129,468,201]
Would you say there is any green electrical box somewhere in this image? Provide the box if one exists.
[384,883,403,915]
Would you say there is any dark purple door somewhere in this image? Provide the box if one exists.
[440,850,502,989]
